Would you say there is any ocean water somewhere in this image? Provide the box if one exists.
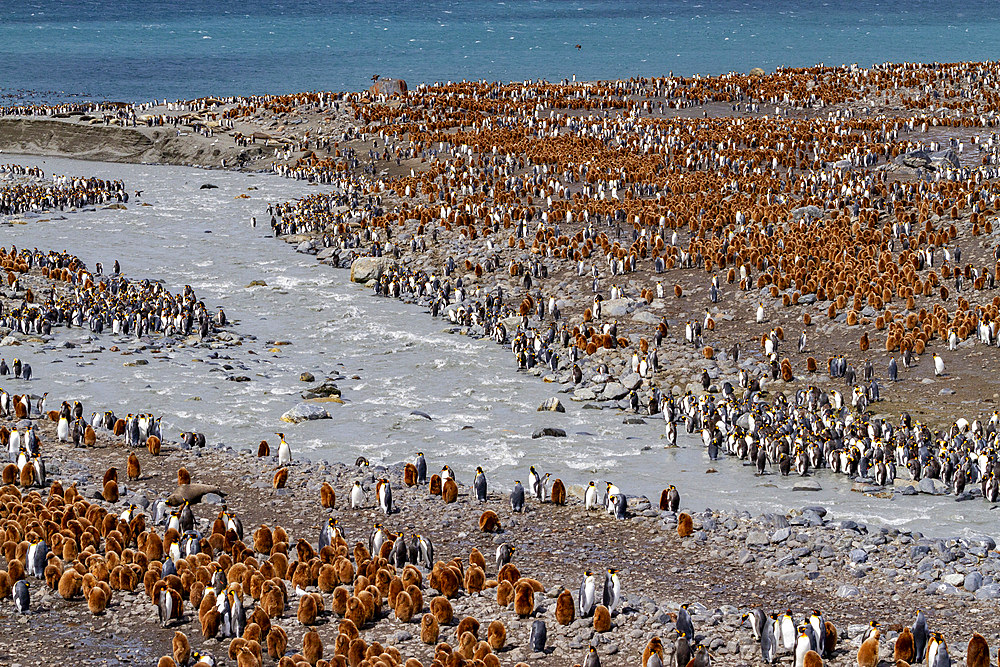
[1,153,997,542]
[1,0,999,104]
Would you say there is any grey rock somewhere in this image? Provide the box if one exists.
[280,402,332,424]
[350,256,397,283]
[836,585,860,598]
[771,528,791,544]
[537,398,566,413]
[532,427,567,439]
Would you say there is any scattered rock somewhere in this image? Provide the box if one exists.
[280,402,332,424]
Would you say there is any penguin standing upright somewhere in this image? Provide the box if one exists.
[676,632,691,667]
[584,481,598,510]
[528,465,543,500]
[350,481,366,508]
[808,610,826,657]
[676,604,695,639]
[745,609,765,640]
[473,466,487,502]
[13,579,29,614]
[415,452,427,484]
[510,481,525,512]
[376,478,392,515]
[583,646,602,667]
[931,635,950,667]
[277,433,291,466]
[496,543,514,569]
[779,610,796,651]
[578,571,596,617]
[912,610,929,661]
[612,493,627,519]
[603,569,620,612]
[417,534,434,569]
[794,629,812,667]
[319,518,339,550]
[761,614,778,664]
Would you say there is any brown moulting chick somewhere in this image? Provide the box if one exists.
[147,436,161,456]
[464,565,485,595]
[431,596,453,624]
[267,626,288,660]
[550,478,566,505]
[173,632,191,667]
[394,590,415,623]
[429,474,442,495]
[478,510,500,532]
[966,633,989,667]
[894,627,914,663]
[496,580,514,607]
[677,512,693,537]
[127,453,141,481]
[513,582,534,617]
[468,548,486,571]
[421,613,440,644]
[857,628,880,667]
[103,480,119,503]
[257,439,269,457]
[555,588,575,625]
[320,482,336,508]
[404,463,418,486]
[177,468,191,485]
[442,478,458,503]
[302,629,323,666]
[88,586,109,614]
[803,650,823,667]
[273,468,288,489]
[297,592,319,625]
[593,604,612,632]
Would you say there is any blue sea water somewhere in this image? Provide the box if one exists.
[1,0,999,104]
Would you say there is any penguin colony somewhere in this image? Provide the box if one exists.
[9,62,1000,663]
[0,389,679,667]
[0,167,127,215]
[0,245,230,341]
[1,377,999,667]
[251,62,1000,451]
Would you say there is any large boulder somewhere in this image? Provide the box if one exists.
[350,256,396,283]
[281,402,332,424]
[929,149,960,170]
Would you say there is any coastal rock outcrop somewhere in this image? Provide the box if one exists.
[350,256,397,283]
